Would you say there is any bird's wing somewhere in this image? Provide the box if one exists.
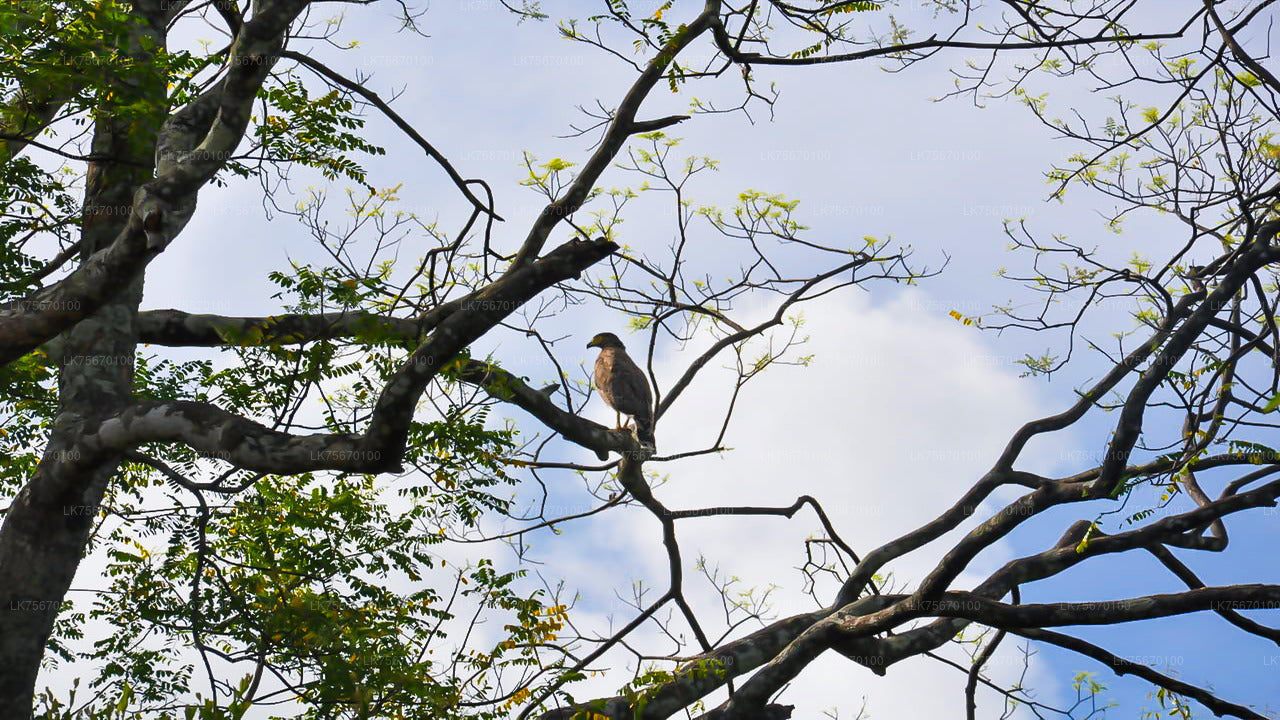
[609,350,653,419]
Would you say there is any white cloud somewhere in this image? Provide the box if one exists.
[531,287,1065,717]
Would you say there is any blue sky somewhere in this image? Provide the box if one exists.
[94,0,1280,716]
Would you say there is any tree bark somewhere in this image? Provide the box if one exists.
[0,6,167,715]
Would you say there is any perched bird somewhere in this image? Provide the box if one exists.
[587,332,655,449]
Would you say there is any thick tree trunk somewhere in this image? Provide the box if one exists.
[0,7,166,715]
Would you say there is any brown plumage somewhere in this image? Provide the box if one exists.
[587,332,655,448]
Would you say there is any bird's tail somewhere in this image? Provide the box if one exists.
[634,410,656,451]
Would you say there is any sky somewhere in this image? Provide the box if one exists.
[39,0,1280,717]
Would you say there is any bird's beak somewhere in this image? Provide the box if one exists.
[586,338,599,349]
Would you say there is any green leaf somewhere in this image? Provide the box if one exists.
[1263,393,1280,414]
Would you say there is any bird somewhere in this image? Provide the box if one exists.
[586,332,655,449]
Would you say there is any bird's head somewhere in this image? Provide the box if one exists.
[586,332,625,350]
